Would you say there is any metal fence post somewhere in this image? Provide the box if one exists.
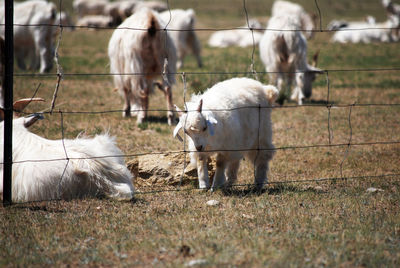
[3,0,13,206]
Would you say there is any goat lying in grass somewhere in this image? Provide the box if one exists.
[173,77,278,191]
[0,99,134,202]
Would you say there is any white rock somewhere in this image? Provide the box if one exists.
[366,187,383,193]
[185,259,208,267]
[206,200,220,206]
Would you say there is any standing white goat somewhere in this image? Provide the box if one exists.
[259,15,323,105]
[0,99,135,202]
[271,0,316,39]
[173,78,278,191]
[160,9,202,69]
[108,8,177,125]
[0,0,57,73]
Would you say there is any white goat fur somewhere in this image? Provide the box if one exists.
[108,8,177,125]
[77,15,114,29]
[73,0,109,18]
[208,19,263,48]
[0,115,134,202]
[259,15,322,105]
[271,0,315,39]
[331,15,400,43]
[0,0,56,73]
[160,9,202,69]
[173,78,278,190]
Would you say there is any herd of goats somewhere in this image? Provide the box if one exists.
[0,0,399,202]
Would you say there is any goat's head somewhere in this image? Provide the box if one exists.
[301,51,324,99]
[173,99,218,152]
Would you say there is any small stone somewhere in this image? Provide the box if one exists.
[185,259,208,267]
[206,200,220,206]
[366,187,383,193]
[242,213,255,220]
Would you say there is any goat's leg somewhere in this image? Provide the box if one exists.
[197,155,210,189]
[224,160,240,188]
[254,150,274,191]
[123,87,131,117]
[137,84,150,125]
[154,81,174,125]
[211,154,227,191]
[189,32,203,68]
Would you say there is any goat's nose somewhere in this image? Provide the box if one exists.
[196,145,203,151]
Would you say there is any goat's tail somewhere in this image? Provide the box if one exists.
[147,14,158,37]
[263,85,279,105]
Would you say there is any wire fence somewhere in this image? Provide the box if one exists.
[2,0,400,204]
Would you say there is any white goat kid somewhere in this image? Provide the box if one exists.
[160,9,202,69]
[108,8,177,125]
[173,78,278,191]
[259,15,323,105]
[0,99,135,202]
[0,0,57,73]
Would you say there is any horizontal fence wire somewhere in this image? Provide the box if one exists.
[3,0,400,202]
[2,23,399,33]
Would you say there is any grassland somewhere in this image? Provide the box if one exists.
[1,0,400,266]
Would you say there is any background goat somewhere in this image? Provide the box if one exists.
[259,15,323,105]
[160,9,202,69]
[271,0,316,39]
[108,8,177,125]
[0,0,56,73]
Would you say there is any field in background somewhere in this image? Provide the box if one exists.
[1,0,400,266]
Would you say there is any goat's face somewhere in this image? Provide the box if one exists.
[302,70,318,98]
[301,52,324,99]
[173,99,218,152]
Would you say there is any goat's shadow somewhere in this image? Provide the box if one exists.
[220,183,324,197]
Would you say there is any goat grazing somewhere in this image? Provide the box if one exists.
[173,77,278,191]
[271,0,316,39]
[259,15,323,105]
[160,9,202,69]
[0,0,57,73]
[108,8,177,125]
[0,99,135,202]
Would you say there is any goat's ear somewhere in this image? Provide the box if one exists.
[13,98,45,112]
[197,99,203,113]
[205,112,217,136]
[23,113,44,128]
[312,50,320,67]
[173,120,183,142]
[174,104,186,117]
[308,65,324,74]
[0,108,4,122]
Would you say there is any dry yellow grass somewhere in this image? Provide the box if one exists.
[1,0,400,266]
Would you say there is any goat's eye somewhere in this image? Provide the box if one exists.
[203,126,207,131]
